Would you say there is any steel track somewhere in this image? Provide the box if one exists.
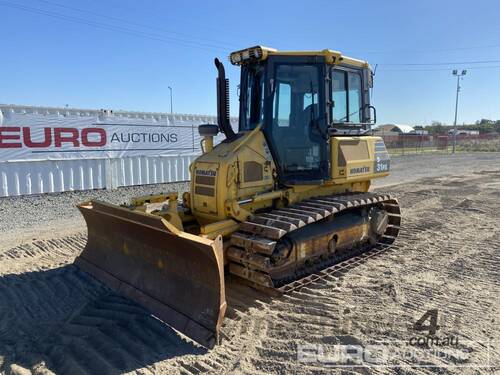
[227,192,401,289]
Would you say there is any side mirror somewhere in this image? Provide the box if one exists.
[363,104,377,124]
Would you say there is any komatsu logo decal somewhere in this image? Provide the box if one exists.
[350,166,370,174]
[196,169,217,177]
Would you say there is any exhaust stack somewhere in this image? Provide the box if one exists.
[214,58,236,141]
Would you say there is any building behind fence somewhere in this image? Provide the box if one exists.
[374,124,500,154]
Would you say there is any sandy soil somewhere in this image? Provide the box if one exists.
[0,153,498,374]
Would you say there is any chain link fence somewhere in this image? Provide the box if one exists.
[379,133,500,155]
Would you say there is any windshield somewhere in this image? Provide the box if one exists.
[240,66,264,131]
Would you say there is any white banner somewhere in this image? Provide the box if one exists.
[0,108,230,161]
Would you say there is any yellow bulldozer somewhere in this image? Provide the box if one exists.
[75,46,401,348]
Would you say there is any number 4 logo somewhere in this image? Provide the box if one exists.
[414,309,440,335]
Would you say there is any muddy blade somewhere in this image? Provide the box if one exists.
[75,200,226,348]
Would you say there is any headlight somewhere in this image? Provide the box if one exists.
[229,46,276,65]
[230,52,242,64]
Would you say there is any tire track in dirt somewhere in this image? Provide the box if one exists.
[163,245,418,374]
[0,236,206,374]
[1,170,499,374]
[0,221,459,374]
[190,172,499,374]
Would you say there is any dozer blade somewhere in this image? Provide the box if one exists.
[75,200,226,348]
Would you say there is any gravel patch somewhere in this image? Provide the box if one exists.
[373,151,500,187]
[0,181,189,234]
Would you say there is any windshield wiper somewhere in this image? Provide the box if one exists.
[308,80,327,140]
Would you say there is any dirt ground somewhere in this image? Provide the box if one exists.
[0,153,498,374]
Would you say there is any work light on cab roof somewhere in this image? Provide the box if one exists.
[229,46,275,65]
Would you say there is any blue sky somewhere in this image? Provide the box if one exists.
[1,0,499,125]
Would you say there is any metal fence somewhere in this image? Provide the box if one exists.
[0,154,197,197]
[380,133,500,155]
[2,104,498,197]
[0,104,236,197]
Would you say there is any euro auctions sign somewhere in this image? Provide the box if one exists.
[0,107,223,161]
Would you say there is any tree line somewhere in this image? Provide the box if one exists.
[414,119,500,135]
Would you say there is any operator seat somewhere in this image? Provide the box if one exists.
[280,104,320,169]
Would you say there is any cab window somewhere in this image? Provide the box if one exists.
[331,69,363,123]
[240,66,265,131]
[274,82,291,127]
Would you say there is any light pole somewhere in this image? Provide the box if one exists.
[452,69,467,153]
[168,86,173,114]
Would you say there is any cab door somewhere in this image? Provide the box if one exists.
[265,56,329,184]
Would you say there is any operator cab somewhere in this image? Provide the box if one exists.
[231,46,375,184]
